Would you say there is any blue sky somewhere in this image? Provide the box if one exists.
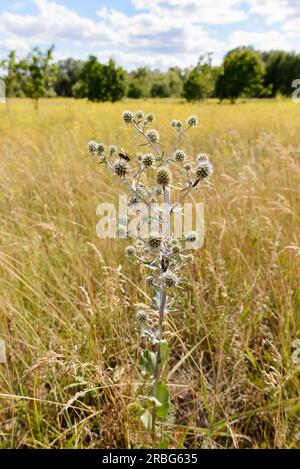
[0,0,299,69]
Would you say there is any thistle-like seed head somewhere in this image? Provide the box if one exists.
[114,159,128,177]
[146,275,156,287]
[136,311,148,324]
[146,129,160,143]
[197,153,209,162]
[145,113,154,123]
[187,115,198,126]
[184,231,198,243]
[156,168,171,187]
[148,232,162,249]
[142,153,154,167]
[97,143,106,155]
[88,141,99,153]
[125,245,136,256]
[171,244,181,255]
[161,270,179,288]
[174,149,186,162]
[135,110,144,121]
[123,110,134,124]
[110,145,118,155]
[196,160,213,180]
[171,120,183,132]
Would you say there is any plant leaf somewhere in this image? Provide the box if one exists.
[159,340,170,366]
[155,381,170,418]
[139,349,156,377]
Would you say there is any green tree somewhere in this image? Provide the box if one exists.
[127,80,144,99]
[0,51,24,98]
[262,50,300,97]
[151,80,170,98]
[183,55,216,101]
[216,47,266,103]
[54,58,84,97]
[74,56,126,102]
[19,46,57,109]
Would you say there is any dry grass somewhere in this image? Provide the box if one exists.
[0,98,299,449]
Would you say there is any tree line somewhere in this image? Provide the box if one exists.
[1,46,300,106]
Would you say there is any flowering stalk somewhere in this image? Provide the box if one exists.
[88,110,213,447]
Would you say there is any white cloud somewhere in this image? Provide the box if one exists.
[132,0,248,24]
[227,30,292,51]
[246,0,297,24]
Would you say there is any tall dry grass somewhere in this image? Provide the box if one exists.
[0,98,299,448]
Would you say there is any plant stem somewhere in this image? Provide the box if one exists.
[151,289,167,446]
[151,183,170,447]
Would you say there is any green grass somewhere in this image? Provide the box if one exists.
[0,98,299,448]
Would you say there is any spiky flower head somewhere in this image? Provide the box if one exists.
[146,275,156,287]
[184,163,192,171]
[174,149,186,162]
[88,141,99,153]
[110,145,118,155]
[123,110,134,124]
[197,153,209,162]
[114,159,128,177]
[196,160,213,180]
[148,232,162,249]
[146,129,160,143]
[161,270,179,288]
[97,143,106,155]
[156,168,171,187]
[171,244,181,256]
[125,245,136,257]
[187,115,198,127]
[142,153,155,167]
[135,110,144,121]
[145,113,154,123]
[136,311,148,324]
[184,231,198,243]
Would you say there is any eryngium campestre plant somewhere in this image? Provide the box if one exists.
[88,110,213,446]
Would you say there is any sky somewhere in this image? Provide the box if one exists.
[0,0,300,70]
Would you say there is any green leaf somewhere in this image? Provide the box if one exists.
[159,340,170,366]
[140,411,152,431]
[155,381,170,418]
[139,349,156,377]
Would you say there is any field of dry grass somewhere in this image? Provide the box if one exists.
[0,98,299,449]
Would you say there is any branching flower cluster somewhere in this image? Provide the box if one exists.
[88,110,213,445]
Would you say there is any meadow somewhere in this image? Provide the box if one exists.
[0,98,299,449]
